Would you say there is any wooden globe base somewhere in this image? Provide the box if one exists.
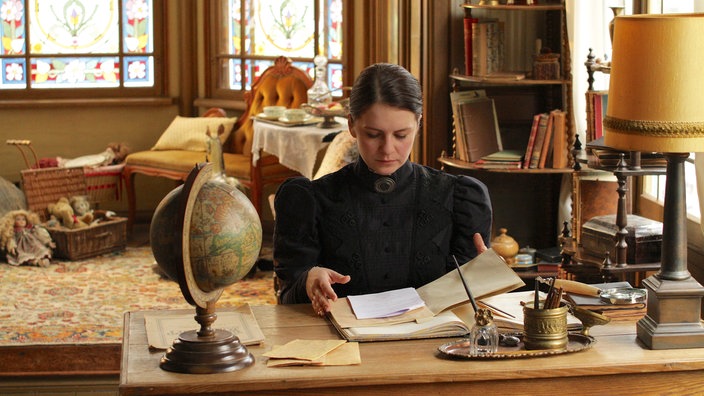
[160,328,254,374]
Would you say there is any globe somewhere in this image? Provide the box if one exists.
[149,163,262,373]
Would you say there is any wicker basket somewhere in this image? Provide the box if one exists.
[21,167,87,220]
[47,218,127,261]
[84,164,124,202]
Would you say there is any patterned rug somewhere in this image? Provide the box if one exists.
[0,247,276,346]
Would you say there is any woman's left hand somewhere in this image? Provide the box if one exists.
[473,232,488,254]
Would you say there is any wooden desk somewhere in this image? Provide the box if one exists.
[120,305,704,395]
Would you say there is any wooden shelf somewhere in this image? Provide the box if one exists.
[450,73,568,86]
[438,155,572,174]
[462,4,564,12]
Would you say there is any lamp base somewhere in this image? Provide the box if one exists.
[636,275,704,349]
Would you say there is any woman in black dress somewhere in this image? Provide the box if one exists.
[274,63,492,315]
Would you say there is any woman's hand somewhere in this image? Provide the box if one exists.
[306,267,351,317]
[473,232,488,254]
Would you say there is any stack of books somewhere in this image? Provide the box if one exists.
[522,109,569,169]
[474,150,523,169]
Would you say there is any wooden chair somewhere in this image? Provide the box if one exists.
[123,56,312,230]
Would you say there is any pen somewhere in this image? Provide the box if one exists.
[452,255,478,313]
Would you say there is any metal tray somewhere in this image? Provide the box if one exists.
[437,332,595,360]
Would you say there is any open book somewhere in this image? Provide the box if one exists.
[327,249,526,342]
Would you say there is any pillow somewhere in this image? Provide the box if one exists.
[151,116,237,151]
[313,131,358,180]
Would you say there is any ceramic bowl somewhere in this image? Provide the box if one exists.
[263,105,286,118]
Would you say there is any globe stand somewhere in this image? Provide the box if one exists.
[150,163,263,374]
[160,305,254,374]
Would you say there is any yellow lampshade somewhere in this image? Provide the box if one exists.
[604,13,704,153]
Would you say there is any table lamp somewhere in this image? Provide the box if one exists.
[604,13,704,349]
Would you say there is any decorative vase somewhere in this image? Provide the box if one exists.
[609,7,625,44]
[491,228,519,265]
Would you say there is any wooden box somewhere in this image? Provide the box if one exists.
[581,214,663,264]
[47,217,127,261]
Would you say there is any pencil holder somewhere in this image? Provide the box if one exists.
[522,302,568,350]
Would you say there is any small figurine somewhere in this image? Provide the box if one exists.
[0,210,55,267]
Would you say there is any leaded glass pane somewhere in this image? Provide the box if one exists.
[1,57,26,87]
[122,0,153,53]
[29,0,119,55]
[30,56,120,88]
[1,0,26,55]
[123,55,152,86]
[223,0,343,95]
[1,0,156,91]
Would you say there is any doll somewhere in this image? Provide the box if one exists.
[0,210,55,267]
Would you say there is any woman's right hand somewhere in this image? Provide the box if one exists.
[306,267,351,317]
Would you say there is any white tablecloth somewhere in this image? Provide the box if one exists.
[252,117,347,179]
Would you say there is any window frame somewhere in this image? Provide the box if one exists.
[0,0,167,101]
[204,0,352,103]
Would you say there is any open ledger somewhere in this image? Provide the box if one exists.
[327,249,533,342]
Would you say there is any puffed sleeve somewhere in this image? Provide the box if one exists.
[273,177,320,304]
[450,175,493,265]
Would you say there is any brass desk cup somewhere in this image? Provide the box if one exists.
[523,302,568,350]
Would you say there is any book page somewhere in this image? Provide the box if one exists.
[346,310,468,338]
[144,304,264,350]
[347,287,425,319]
[417,249,525,315]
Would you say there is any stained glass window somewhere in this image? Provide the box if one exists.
[1,0,157,93]
[211,0,345,97]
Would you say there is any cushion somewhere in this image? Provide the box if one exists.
[151,116,237,152]
[313,131,359,180]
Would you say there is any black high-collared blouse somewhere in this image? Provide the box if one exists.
[273,159,492,304]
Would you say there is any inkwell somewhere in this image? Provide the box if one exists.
[453,256,498,356]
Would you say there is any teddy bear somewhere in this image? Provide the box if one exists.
[69,195,115,225]
[47,197,93,229]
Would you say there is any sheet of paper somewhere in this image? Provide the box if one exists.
[266,342,361,367]
[347,287,425,319]
[328,298,434,329]
[262,339,346,361]
[144,304,264,350]
[417,249,525,315]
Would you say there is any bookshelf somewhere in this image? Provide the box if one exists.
[439,1,573,250]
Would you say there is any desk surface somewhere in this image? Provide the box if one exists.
[251,118,344,179]
[120,304,704,395]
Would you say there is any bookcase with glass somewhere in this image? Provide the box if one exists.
[439,1,574,251]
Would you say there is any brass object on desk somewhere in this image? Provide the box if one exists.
[568,305,610,336]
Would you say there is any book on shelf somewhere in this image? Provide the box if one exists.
[476,71,526,81]
[463,16,478,75]
[522,114,541,169]
[537,110,555,169]
[550,109,569,168]
[585,90,608,142]
[475,149,523,169]
[327,249,526,342]
[450,90,502,163]
[528,113,550,168]
[471,18,504,77]
[473,159,523,170]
